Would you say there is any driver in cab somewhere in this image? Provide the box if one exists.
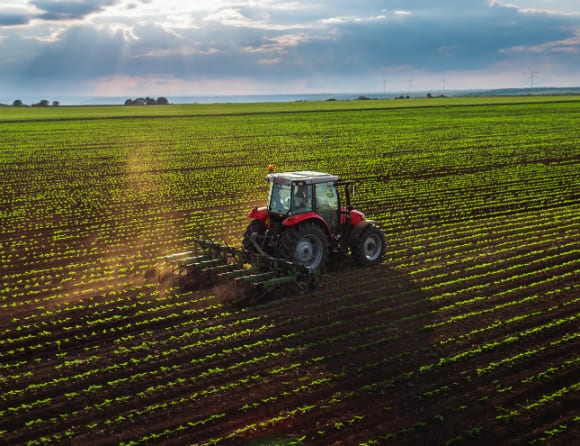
[294,185,311,213]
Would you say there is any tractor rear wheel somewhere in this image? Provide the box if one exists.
[351,224,385,266]
[242,219,266,254]
[279,221,329,271]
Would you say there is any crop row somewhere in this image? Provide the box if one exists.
[1,99,578,445]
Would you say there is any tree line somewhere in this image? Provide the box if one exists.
[2,99,60,107]
[1,97,170,107]
[125,97,169,105]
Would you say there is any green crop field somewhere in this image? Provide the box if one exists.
[1,97,579,445]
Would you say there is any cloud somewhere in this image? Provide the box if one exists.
[0,6,37,26]
[31,0,121,21]
[203,8,252,27]
[491,0,580,15]
[0,0,579,98]
[243,33,311,55]
[500,27,580,54]
[0,0,122,26]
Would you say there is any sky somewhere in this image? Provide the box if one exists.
[0,0,579,101]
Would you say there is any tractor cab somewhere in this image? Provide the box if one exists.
[267,171,342,232]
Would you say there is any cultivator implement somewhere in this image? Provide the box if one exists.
[162,239,318,303]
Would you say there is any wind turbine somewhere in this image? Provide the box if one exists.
[525,71,539,89]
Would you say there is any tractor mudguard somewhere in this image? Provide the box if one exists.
[282,212,332,235]
[341,208,365,225]
[349,209,365,226]
[248,206,269,221]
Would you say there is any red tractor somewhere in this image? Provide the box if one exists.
[164,170,385,301]
[243,170,385,271]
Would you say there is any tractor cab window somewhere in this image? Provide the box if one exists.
[316,182,339,230]
[292,183,312,213]
[268,183,292,215]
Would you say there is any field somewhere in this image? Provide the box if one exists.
[1,97,579,445]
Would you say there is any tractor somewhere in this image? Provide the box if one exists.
[243,170,385,270]
[163,169,385,302]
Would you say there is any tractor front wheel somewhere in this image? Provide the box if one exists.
[351,224,386,266]
[279,222,329,271]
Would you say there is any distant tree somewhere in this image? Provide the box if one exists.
[125,96,169,105]
[426,92,433,98]
[13,99,23,107]
[52,101,60,106]
[32,99,50,107]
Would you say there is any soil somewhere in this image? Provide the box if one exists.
[1,225,578,445]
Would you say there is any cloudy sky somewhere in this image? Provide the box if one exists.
[0,0,579,100]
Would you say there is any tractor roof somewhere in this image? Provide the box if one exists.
[267,171,339,185]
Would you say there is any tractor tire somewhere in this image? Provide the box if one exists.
[279,221,329,271]
[351,224,386,266]
[242,219,266,254]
